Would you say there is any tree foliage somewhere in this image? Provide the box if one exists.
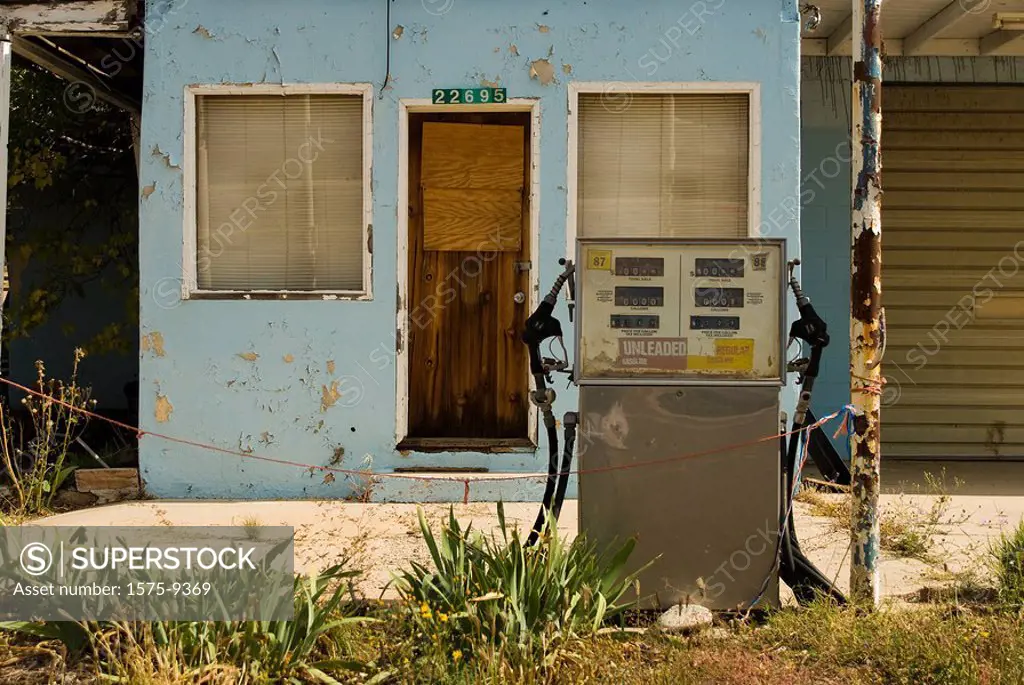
[4,62,138,355]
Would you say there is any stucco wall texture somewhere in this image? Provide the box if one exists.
[138,0,801,500]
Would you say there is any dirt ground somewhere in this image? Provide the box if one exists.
[31,478,1024,604]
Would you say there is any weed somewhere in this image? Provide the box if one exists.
[991,518,1024,608]
[390,503,650,670]
[0,351,94,517]
[796,470,968,563]
[1,563,374,683]
[238,514,262,541]
[750,600,1024,685]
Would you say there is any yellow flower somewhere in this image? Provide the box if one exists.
[439,612,449,623]
[452,649,463,662]
[981,631,990,638]
[419,602,432,619]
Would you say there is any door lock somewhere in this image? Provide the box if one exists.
[513,291,526,304]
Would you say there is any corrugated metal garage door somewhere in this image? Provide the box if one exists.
[885,86,1024,459]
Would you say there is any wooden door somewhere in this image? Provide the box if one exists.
[405,115,532,447]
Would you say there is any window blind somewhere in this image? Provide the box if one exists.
[195,93,365,291]
[578,93,749,238]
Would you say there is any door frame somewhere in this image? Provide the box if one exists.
[396,99,542,448]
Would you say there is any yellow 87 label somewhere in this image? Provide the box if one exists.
[587,249,612,271]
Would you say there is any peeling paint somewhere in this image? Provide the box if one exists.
[392,25,404,39]
[327,360,336,375]
[509,44,519,56]
[537,24,550,32]
[238,352,259,362]
[141,183,156,199]
[151,145,180,169]
[141,332,166,357]
[320,381,342,411]
[529,59,555,85]
[850,0,884,608]
[155,395,174,423]
[562,63,572,74]
[283,354,295,363]
[194,25,213,39]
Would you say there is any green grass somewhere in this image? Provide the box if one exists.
[992,518,1024,608]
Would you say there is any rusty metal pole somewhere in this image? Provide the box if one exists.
[0,32,10,359]
[850,0,883,608]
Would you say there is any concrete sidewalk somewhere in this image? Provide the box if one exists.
[30,486,1024,604]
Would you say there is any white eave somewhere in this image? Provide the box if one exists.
[803,0,1024,57]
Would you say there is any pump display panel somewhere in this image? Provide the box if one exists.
[694,287,745,309]
[614,287,664,307]
[576,239,785,384]
[611,314,660,329]
[694,258,744,278]
[615,257,665,277]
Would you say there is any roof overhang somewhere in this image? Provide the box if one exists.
[0,1,141,113]
[802,0,1024,57]
[0,0,133,35]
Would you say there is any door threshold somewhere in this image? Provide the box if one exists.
[397,437,535,454]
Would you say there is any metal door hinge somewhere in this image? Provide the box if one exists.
[514,261,531,273]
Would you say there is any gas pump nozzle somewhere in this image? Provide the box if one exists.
[786,258,829,426]
[523,259,575,401]
[564,258,576,323]
[787,259,829,364]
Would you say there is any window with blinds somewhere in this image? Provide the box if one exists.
[195,93,366,292]
[577,92,750,238]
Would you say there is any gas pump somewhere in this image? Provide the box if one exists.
[522,240,842,609]
[574,238,787,610]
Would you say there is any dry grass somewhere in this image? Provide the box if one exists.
[794,471,970,563]
[3,595,1024,684]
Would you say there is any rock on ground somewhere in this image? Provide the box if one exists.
[657,603,713,633]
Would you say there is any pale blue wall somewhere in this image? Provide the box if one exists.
[800,56,1024,454]
[139,0,802,500]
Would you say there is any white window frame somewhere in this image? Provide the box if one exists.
[181,82,374,301]
[566,81,762,252]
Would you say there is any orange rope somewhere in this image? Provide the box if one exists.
[0,376,849,488]
[851,373,885,396]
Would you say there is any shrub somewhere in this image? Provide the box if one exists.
[391,503,649,667]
